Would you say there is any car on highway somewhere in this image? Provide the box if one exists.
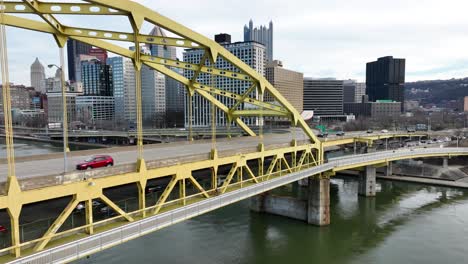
[336,131,345,137]
[75,201,102,212]
[381,129,389,133]
[317,133,329,138]
[76,155,114,170]
[145,185,163,194]
[0,225,7,234]
[367,129,374,134]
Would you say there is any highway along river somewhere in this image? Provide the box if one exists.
[3,141,468,264]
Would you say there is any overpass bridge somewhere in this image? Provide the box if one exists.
[0,0,460,262]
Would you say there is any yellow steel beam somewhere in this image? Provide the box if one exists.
[243,164,259,184]
[2,1,127,15]
[188,176,210,198]
[281,157,293,174]
[141,55,251,81]
[85,199,94,235]
[219,164,238,194]
[153,176,178,215]
[33,198,80,252]
[100,195,134,222]
[265,156,278,180]
[231,110,289,117]
[230,82,257,112]
[321,138,355,148]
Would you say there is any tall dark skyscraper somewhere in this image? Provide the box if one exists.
[67,39,92,82]
[244,19,273,62]
[366,56,405,111]
[81,58,113,96]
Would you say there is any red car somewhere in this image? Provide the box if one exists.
[76,155,114,170]
[0,225,7,233]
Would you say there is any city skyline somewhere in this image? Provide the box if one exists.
[3,0,468,86]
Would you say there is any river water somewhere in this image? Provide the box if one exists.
[71,179,468,264]
[4,141,468,264]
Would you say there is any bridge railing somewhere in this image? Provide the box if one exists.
[329,148,468,169]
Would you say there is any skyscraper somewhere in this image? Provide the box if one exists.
[366,56,405,111]
[81,58,113,96]
[265,60,304,112]
[130,45,166,126]
[30,58,45,93]
[184,34,266,127]
[147,26,184,126]
[303,78,344,116]
[107,56,130,122]
[67,39,92,82]
[244,19,273,62]
[77,58,114,123]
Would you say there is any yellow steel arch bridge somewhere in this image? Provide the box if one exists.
[0,1,465,263]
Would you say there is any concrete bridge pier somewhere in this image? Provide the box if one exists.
[307,176,330,226]
[386,162,393,176]
[443,157,449,169]
[358,166,376,197]
[250,176,330,226]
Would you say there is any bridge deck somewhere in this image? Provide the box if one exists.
[0,132,306,191]
[0,130,429,194]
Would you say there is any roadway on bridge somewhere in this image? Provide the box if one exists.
[0,131,300,181]
[0,130,426,182]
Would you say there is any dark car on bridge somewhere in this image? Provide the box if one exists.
[76,155,114,170]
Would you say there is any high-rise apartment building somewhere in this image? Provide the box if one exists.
[244,20,273,62]
[147,26,184,126]
[81,58,113,96]
[184,34,266,127]
[303,78,344,116]
[107,56,132,122]
[141,64,166,123]
[30,58,46,93]
[265,60,304,112]
[67,39,92,82]
[107,56,137,123]
[366,56,405,111]
[343,80,366,103]
[129,45,166,126]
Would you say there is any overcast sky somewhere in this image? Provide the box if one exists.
[5,0,468,85]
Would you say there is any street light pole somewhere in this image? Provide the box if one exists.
[48,49,69,173]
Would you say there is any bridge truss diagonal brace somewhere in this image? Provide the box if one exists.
[188,175,210,198]
[153,175,178,215]
[243,164,259,184]
[33,198,80,252]
[265,156,279,180]
[219,164,238,194]
[100,195,134,222]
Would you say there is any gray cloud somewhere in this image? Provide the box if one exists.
[3,0,468,85]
